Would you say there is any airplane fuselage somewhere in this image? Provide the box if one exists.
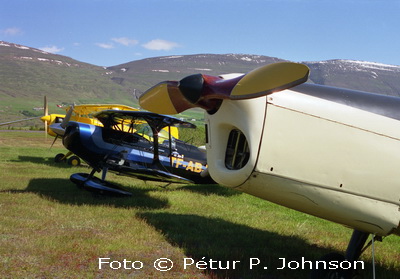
[63,121,210,183]
[205,83,400,236]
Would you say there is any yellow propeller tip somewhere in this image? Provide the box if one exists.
[139,82,179,115]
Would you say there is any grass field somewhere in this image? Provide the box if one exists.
[0,131,399,279]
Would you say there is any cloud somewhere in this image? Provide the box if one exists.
[39,45,64,53]
[111,37,138,46]
[142,39,180,51]
[95,37,138,49]
[95,42,114,49]
[1,27,23,36]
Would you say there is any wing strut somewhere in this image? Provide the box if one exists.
[151,125,160,166]
[168,125,173,168]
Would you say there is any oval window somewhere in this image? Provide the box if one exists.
[225,129,250,170]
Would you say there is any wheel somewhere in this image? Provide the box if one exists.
[67,156,81,166]
[309,253,355,279]
[54,153,66,163]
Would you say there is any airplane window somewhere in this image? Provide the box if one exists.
[158,129,176,150]
[225,129,249,170]
[158,129,169,140]
[55,117,64,123]
[135,122,154,141]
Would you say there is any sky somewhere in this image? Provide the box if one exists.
[1,0,400,67]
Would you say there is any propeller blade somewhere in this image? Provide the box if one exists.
[60,104,74,129]
[229,62,309,99]
[44,96,49,117]
[50,135,58,149]
[139,81,195,114]
[0,97,48,127]
[140,62,309,114]
[0,117,40,126]
[43,96,48,139]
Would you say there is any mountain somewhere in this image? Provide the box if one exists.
[2,40,400,123]
[107,54,400,98]
[106,54,285,96]
[0,41,134,121]
[306,60,400,97]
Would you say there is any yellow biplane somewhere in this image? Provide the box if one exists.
[43,102,141,165]
[1,97,179,166]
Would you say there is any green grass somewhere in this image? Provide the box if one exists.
[179,124,206,147]
[0,131,399,278]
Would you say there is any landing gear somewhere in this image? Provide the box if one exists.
[54,151,81,166]
[54,153,66,163]
[310,230,370,279]
[67,155,81,166]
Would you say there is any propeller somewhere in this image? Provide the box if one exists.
[139,62,310,114]
[43,96,49,139]
[1,96,49,135]
[60,104,74,129]
[47,104,74,149]
[0,117,40,127]
[44,96,48,131]
[50,135,59,149]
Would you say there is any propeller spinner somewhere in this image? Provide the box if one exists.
[139,62,310,114]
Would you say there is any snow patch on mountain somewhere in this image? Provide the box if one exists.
[160,55,184,59]
[13,55,79,67]
[310,59,400,72]
[152,69,170,73]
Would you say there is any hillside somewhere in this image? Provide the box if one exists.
[106,54,286,95]
[2,40,400,124]
[107,54,400,98]
[306,60,400,97]
[0,41,135,122]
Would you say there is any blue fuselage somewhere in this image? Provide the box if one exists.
[63,121,211,183]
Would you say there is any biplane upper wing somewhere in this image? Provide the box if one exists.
[94,110,196,130]
[70,104,138,115]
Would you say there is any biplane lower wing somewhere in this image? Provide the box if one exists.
[70,173,133,196]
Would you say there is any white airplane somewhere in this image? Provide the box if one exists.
[139,62,400,278]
